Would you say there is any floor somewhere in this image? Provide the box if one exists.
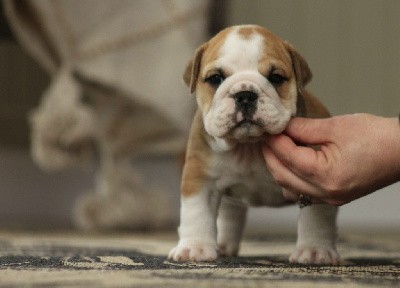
[0,230,398,287]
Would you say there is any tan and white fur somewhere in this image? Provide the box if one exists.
[168,25,340,265]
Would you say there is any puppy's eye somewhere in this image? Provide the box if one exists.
[268,73,288,86]
[205,74,224,87]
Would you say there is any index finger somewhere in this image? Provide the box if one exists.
[284,117,334,145]
[264,133,328,181]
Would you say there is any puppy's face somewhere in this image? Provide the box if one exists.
[184,25,312,142]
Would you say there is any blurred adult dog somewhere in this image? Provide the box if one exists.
[169,25,340,265]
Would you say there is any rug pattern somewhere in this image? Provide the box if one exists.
[0,232,398,287]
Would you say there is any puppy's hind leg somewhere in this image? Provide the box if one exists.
[217,196,248,257]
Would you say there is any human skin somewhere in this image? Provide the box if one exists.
[263,114,400,206]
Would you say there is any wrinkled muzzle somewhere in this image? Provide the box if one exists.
[203,71,291,141]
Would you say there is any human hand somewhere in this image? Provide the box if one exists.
[263,114,400,206]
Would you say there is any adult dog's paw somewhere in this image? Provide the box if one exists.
[168,240,218,262]
[289,246,341,265]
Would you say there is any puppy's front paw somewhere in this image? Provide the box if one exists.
[168,240,218,262]
[289,246,340,265]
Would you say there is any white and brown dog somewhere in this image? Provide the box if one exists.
[168,25,340,265]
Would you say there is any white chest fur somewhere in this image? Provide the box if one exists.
[208,142,287,206]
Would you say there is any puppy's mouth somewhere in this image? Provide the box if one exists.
[234,119,260,129]
[229,118,264,141]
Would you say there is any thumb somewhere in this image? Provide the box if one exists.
[284,117,333,145]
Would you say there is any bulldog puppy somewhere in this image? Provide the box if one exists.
[168,25,340,265]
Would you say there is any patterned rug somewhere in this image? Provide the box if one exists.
[0,230,399,287]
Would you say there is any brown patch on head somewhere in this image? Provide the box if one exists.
[199,27,233,70]
[251,25,312,91]
[253,26,293,74]
[251,25,313,107]
[183,27,237,94]
[237,26,256,39]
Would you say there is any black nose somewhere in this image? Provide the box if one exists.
[234,91,258,111]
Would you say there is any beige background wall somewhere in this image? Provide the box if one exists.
[227,0,400,117]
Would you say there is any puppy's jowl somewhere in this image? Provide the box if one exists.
[168,25,340,265]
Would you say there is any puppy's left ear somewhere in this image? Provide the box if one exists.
[183,43,208,94]
[285,42,312,93]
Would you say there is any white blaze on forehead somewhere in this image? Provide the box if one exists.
[217,28,264,72]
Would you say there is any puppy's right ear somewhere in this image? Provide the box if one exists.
[183,43,208,94]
